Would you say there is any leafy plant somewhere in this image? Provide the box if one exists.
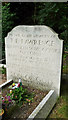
[63,54,68,59]
[7,87,34,106]
[0,109,2,114]
[2,66,6,74]
[2,3,16,59]
[35,3,68,50]
[2,2,68,59]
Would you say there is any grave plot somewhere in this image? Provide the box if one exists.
[1,80,48,120]
[4,25,63,119]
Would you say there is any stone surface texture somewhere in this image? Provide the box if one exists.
[5,25,63,96]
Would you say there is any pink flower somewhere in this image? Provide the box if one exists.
[2,99,5,103]
[15,96,17,98]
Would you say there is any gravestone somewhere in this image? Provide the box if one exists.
[5,26,63,96]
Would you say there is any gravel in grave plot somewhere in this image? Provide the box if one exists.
[2,85,48,120]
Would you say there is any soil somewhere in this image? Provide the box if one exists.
[0,73,6,85]
[2,83,48,120]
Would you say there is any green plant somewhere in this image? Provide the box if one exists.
[63,54,68,59]
[2,66,6,74]
[7,87,34,106]
[36,3,68,50]
[2,3,16,59]
[0,109,2,114]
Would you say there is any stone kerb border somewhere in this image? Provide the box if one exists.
[0,64,6,68]
[0,78,57,120]
[0,79,12,88]
[27,90,57,120]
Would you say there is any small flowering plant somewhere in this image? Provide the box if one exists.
[7,87,34,106]
[2,96,12,107]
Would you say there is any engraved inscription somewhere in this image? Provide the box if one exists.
[5,26,63,96]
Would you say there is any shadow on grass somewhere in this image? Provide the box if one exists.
[61,74,68,118]
[46,73,68,120]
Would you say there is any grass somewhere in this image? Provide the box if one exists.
[62,53,68,74]
[47,52,68,119]
[63,65,68,74]
[47,96,68,119]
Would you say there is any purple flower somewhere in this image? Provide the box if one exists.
[8,99,12,102]
[4,96,7,99]
[7,96,11,99]
[2,95,12,106]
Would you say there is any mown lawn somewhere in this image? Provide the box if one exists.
[47,93,68,119]
[47,52,68,119]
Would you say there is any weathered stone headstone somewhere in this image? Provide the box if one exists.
[5,26,63,96]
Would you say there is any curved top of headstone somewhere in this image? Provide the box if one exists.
[12,25,57,34]
[10,25,56,33]
[7,25,62,40]
[6,25,63,42]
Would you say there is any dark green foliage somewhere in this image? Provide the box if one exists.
[2,2,68,59]
[59,30,68,49]
[9,2,34,25]
[2,3,16,38]
[2,66,6,74]
[35,3,68,49]
[2,3,34,59]
[2,3,16,59]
